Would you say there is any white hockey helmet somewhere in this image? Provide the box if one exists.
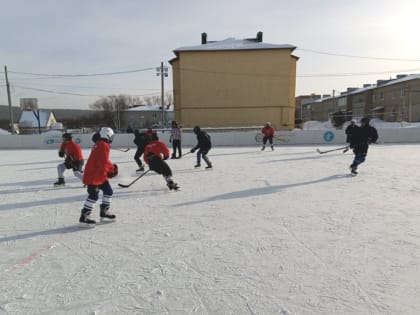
[99,127,115,143]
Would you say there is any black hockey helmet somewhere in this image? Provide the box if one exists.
[193,126,201,134]
[62,133,72,140]
[361,117,370,125]
[151,132,159,141]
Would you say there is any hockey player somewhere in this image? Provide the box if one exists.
[345,120,357,145]
[144,132,179,190]
[91,130,100,143]
[349,117,378,175]
[54,133,84,186]
[133,129,150,172]
[79,127,118,225]
[169,121,182,159]
[190,126,212,169]
[261,122,275,151]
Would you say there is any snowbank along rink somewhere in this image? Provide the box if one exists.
[1,145,420,314]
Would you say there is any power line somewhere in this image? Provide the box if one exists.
[12,84,167,98]
[13,85,101,97]
[9,81,160,91]
[296,48,420,62]
[8,67,155,78]
[298,68,420,78]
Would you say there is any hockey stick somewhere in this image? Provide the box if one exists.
[118,170,150,188]
[316,146,349,154]
[114,148,130,152]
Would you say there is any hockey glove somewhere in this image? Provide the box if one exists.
[107,164,119,178]
[58,150,65,158]
[190,149,195,153]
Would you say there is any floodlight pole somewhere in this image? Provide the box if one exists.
[4,65,14,134]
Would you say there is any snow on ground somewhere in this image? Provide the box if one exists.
[1,145,420,314]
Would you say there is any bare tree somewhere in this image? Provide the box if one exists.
[90,94,131,130]
[165,91,173,106]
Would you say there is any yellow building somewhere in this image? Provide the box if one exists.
[169,32,298,129]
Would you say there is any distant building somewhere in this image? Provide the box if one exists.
[122,105,174,130]
[301,74,420,123]
[170,32,298,129]
[295,94,321,124]
[19,109,58,134]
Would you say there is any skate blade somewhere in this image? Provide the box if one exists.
[79,222,96,228]
[99,218,116,223]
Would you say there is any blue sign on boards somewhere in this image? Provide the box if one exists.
[46,137,61,145]
[323,131,334,142]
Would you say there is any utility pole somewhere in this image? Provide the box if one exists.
[156,62,168,129]
[4,65,14,134]
[408,86,412,122]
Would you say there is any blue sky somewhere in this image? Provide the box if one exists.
[1,0,420,109]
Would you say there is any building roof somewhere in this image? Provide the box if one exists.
[378,73,420,88]
[127,104,174,112]
[174,37,296,53]
[19,110,54,127]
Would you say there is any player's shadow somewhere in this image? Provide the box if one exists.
[0,195,86,211]
[174,174,349,207]
[263,154,339,163]
[0,160,59,168]
[0,185,83,195]
[0,179,54,187]
[0,225,86,243]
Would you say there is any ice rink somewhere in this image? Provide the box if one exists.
[1,144,420,314]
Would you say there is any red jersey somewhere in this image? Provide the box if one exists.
[261,126,275,137]
[143,140,170,164]
[59,141,83,161]
[83,140,114,185]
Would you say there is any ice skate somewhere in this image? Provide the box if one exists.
[271,145,274,151]
[205,164,213,169]
[167,180,179,191]
[194,164,201,168]
[100,205,116,222]
[54,178,65,187]
[350,166,358,176]
[79,211,96,226]
[261,146,265,151]
[136,166,145,173]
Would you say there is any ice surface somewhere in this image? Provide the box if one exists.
[1,145,420,314]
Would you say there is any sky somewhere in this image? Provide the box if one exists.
[1,0,420,109]
[2,145,420,313]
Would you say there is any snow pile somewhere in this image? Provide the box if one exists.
[302,120,335,130]
[0,128,11,135]
[128,104,173,111]
[43,129,63,135]
[303,118,420,130]
[369,118,420,129]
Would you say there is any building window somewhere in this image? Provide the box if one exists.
[380,92,384,100]
[401,88,406,97]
